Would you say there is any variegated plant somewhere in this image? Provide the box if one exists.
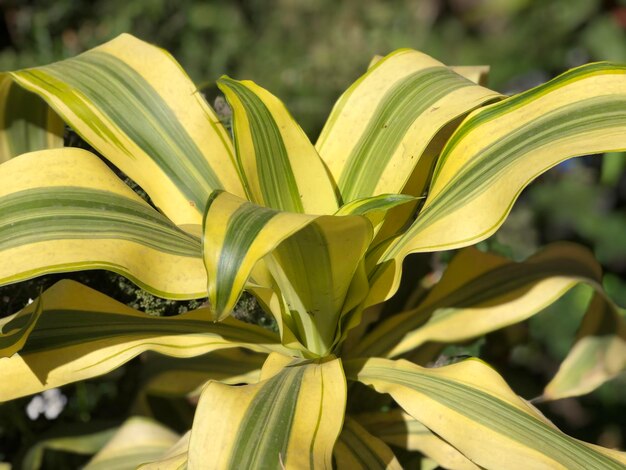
[1,34,625,469]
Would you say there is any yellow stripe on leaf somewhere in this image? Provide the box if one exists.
[0,280,285,401]
[376,63,626,301]
[346,357,626,470]
[0,148,207,299]
[333,416,402,470]
[9,33,244,227]
[188,353,346,469]
[316,49,501,203]
[0,74,63,162]
[218,77,338,215]
[355,410,479,470]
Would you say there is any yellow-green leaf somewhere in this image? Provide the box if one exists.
[346,357,626,470]
[354,243,609,358]
[188,353,346,469]
[316,49,501,203]
[218,77,337,214]
[543,294,626,400]
[368,55,490,86]
[355,410,479,470]
[138,432,190,470]
[335,193,417,236]
[0,148,206,299]
[203,191,372,356]
[137,349,265,402]
[9,33,244,227]
[376,62,626,301]
[450,65,490,86]
[84,417,179,470]
[0,280,284,401]
[333,416,402,470]
[202,191,318,320]
[0,74,63,162]
[22,423,117,470]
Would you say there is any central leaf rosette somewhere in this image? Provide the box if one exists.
[201,66,499,356]
[202,191,374,356]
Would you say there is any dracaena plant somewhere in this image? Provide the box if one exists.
[0,34,625,469]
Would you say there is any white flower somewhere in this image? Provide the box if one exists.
[25,388,67,420]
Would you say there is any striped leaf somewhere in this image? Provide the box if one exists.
[0,280,284,401]
[203,191,318,320]
[543,294,626,400]
[353,243,616,359]
[333,416,402,470]
[450,66,490,86]
[9,33,244,227]
[137,349,265,403]
[0,74,63,162]
[264,226,371,356]
[0,148,206,299]
[22,423,117,470]
[375,62,626,301]
[345,357,626,470]
[368,55,490,86]
[335,193,417,235]
[138,432,190,470]
[217,77,337,214]
[316,49,501,203]
[0,295,42,358]
[355,410,479,470]
[188,353,346,469]
[84,417,179,470]
[203,191,372,356]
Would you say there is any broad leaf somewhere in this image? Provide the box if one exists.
[9,33,244,227]
[355,243,606,357]
[0,280,284,401]
[346,357,626,470]
[543,293,626,400]
[218,77,337,214]
[84,417,179,470]
[0,74,63,162]
[188,353,346,469]
[374,62,626,302]
[355,410,478,470]
[333,416,402,470]
[137,349,265,403]
[316,49,501,203]
[0,148,206,299]
[203,191,372,356]
[138,432,190,470]
[353,244,626,398]
[335,193,417,236]
[22,423,117,470]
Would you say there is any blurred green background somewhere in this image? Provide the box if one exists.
[0,0,625,468]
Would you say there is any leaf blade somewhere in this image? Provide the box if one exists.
[218,77,338,214]
[10,33,244,227]
[0,74,63,162]
[188,354,346,469]
[316,49,501,202]
[346,357,626,470]
[0,280,284,401]
[381,63,626,267]
[0,148,206,299]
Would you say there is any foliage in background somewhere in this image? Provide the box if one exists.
[2,0,626,135]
